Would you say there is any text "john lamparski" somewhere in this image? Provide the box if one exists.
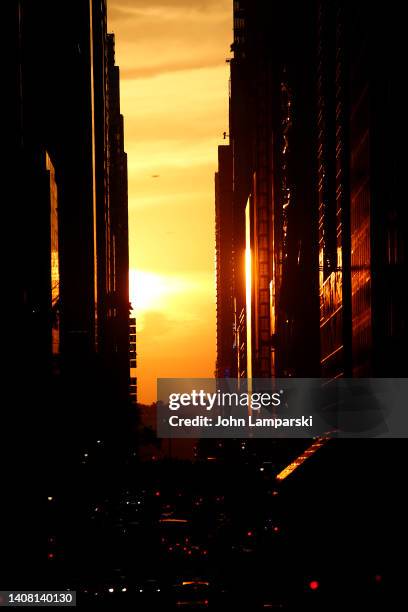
[168,415,313,428]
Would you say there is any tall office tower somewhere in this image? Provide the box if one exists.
[11,0,131,564]
[10,0,131,584]
[215,144,234,378]
[228,0,251,379]
[268,3,321,379]
[221,0,406,381]
[317,1,407,377]
[226,0,320,381]
[317,1,353,379]
[94,27,131,421]
[129,316,137,405]
[106,34,131,406]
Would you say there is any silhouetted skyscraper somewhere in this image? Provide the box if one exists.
[95,30,131,412]
[129,315,137,404]
[10,0,132,581]
[224,0,319,380]
[217,0,407,380]
[316,1,407,377]
[215,145,234,378]
[15,0,131,418]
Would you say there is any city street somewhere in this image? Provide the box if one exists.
[46,438,398,609]
[10,0,406,607]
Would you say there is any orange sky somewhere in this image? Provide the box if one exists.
[107,0,232,404]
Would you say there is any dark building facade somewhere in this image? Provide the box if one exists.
[95,30,131,411]
[316,1,407,378]
[215,144,234,378]
[9,0,133,582]
[216,0,407,381]
[129,315,137,404]
[219,0,319,380]
[9,1,132,578]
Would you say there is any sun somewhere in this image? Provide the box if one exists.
[129,269,169,313]
[129,268,195,315]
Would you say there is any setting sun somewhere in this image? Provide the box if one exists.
[129,268,213,330]
[129,269,170,312]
